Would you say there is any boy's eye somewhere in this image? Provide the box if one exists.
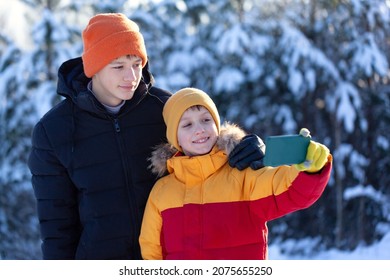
[113,65,123,69]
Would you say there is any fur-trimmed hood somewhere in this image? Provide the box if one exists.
[149,122,246,177]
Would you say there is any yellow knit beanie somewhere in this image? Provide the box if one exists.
[82,13,148,77]
[163,88,220,151]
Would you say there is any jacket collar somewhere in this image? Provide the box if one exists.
[166,147,227,186]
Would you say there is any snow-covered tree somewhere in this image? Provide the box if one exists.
[0,0,88,259]
[312,0,390,249]
[0,33,41,259]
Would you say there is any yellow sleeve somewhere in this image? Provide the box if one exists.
[139,185,163,260]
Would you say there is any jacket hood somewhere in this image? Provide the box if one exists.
[149,122,246,177]
[56,57,155,110]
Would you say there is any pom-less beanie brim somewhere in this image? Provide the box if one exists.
[82,13,147,77]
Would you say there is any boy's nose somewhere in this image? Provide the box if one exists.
[195,123,205,134]
[124,68,136,81]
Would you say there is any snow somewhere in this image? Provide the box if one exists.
[215,67,245,92]
[274,105,297,133]
[216,24,250,55]
[326,82,361,133]
[269,231,390,259]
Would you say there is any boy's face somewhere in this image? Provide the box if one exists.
[91,55,143,106]
[177,106,218,156]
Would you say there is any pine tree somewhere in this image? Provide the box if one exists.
[0,0,85,259]
[0,31,42,260]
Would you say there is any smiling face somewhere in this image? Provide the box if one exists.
[177,105,219,156]
[91,55,143,106]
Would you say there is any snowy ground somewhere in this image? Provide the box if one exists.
[269,232,390,259]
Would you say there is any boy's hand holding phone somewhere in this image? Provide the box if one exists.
[294,138,330,173]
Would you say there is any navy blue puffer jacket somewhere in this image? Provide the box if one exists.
[28,57,171,259]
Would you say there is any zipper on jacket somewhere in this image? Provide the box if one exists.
[114,118,121,132]
[115,116,142,258]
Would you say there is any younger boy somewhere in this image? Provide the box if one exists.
[139,87,332,260]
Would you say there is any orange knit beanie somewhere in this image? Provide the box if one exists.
[82,13,148,77]
[163,88,221,151]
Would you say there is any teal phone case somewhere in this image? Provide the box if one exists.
[263,135,310,167]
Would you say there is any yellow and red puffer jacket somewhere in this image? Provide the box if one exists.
[139,123,332,260]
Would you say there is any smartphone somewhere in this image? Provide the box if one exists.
[263,134,310,167]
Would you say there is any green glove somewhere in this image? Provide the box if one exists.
[293,128,330,173]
